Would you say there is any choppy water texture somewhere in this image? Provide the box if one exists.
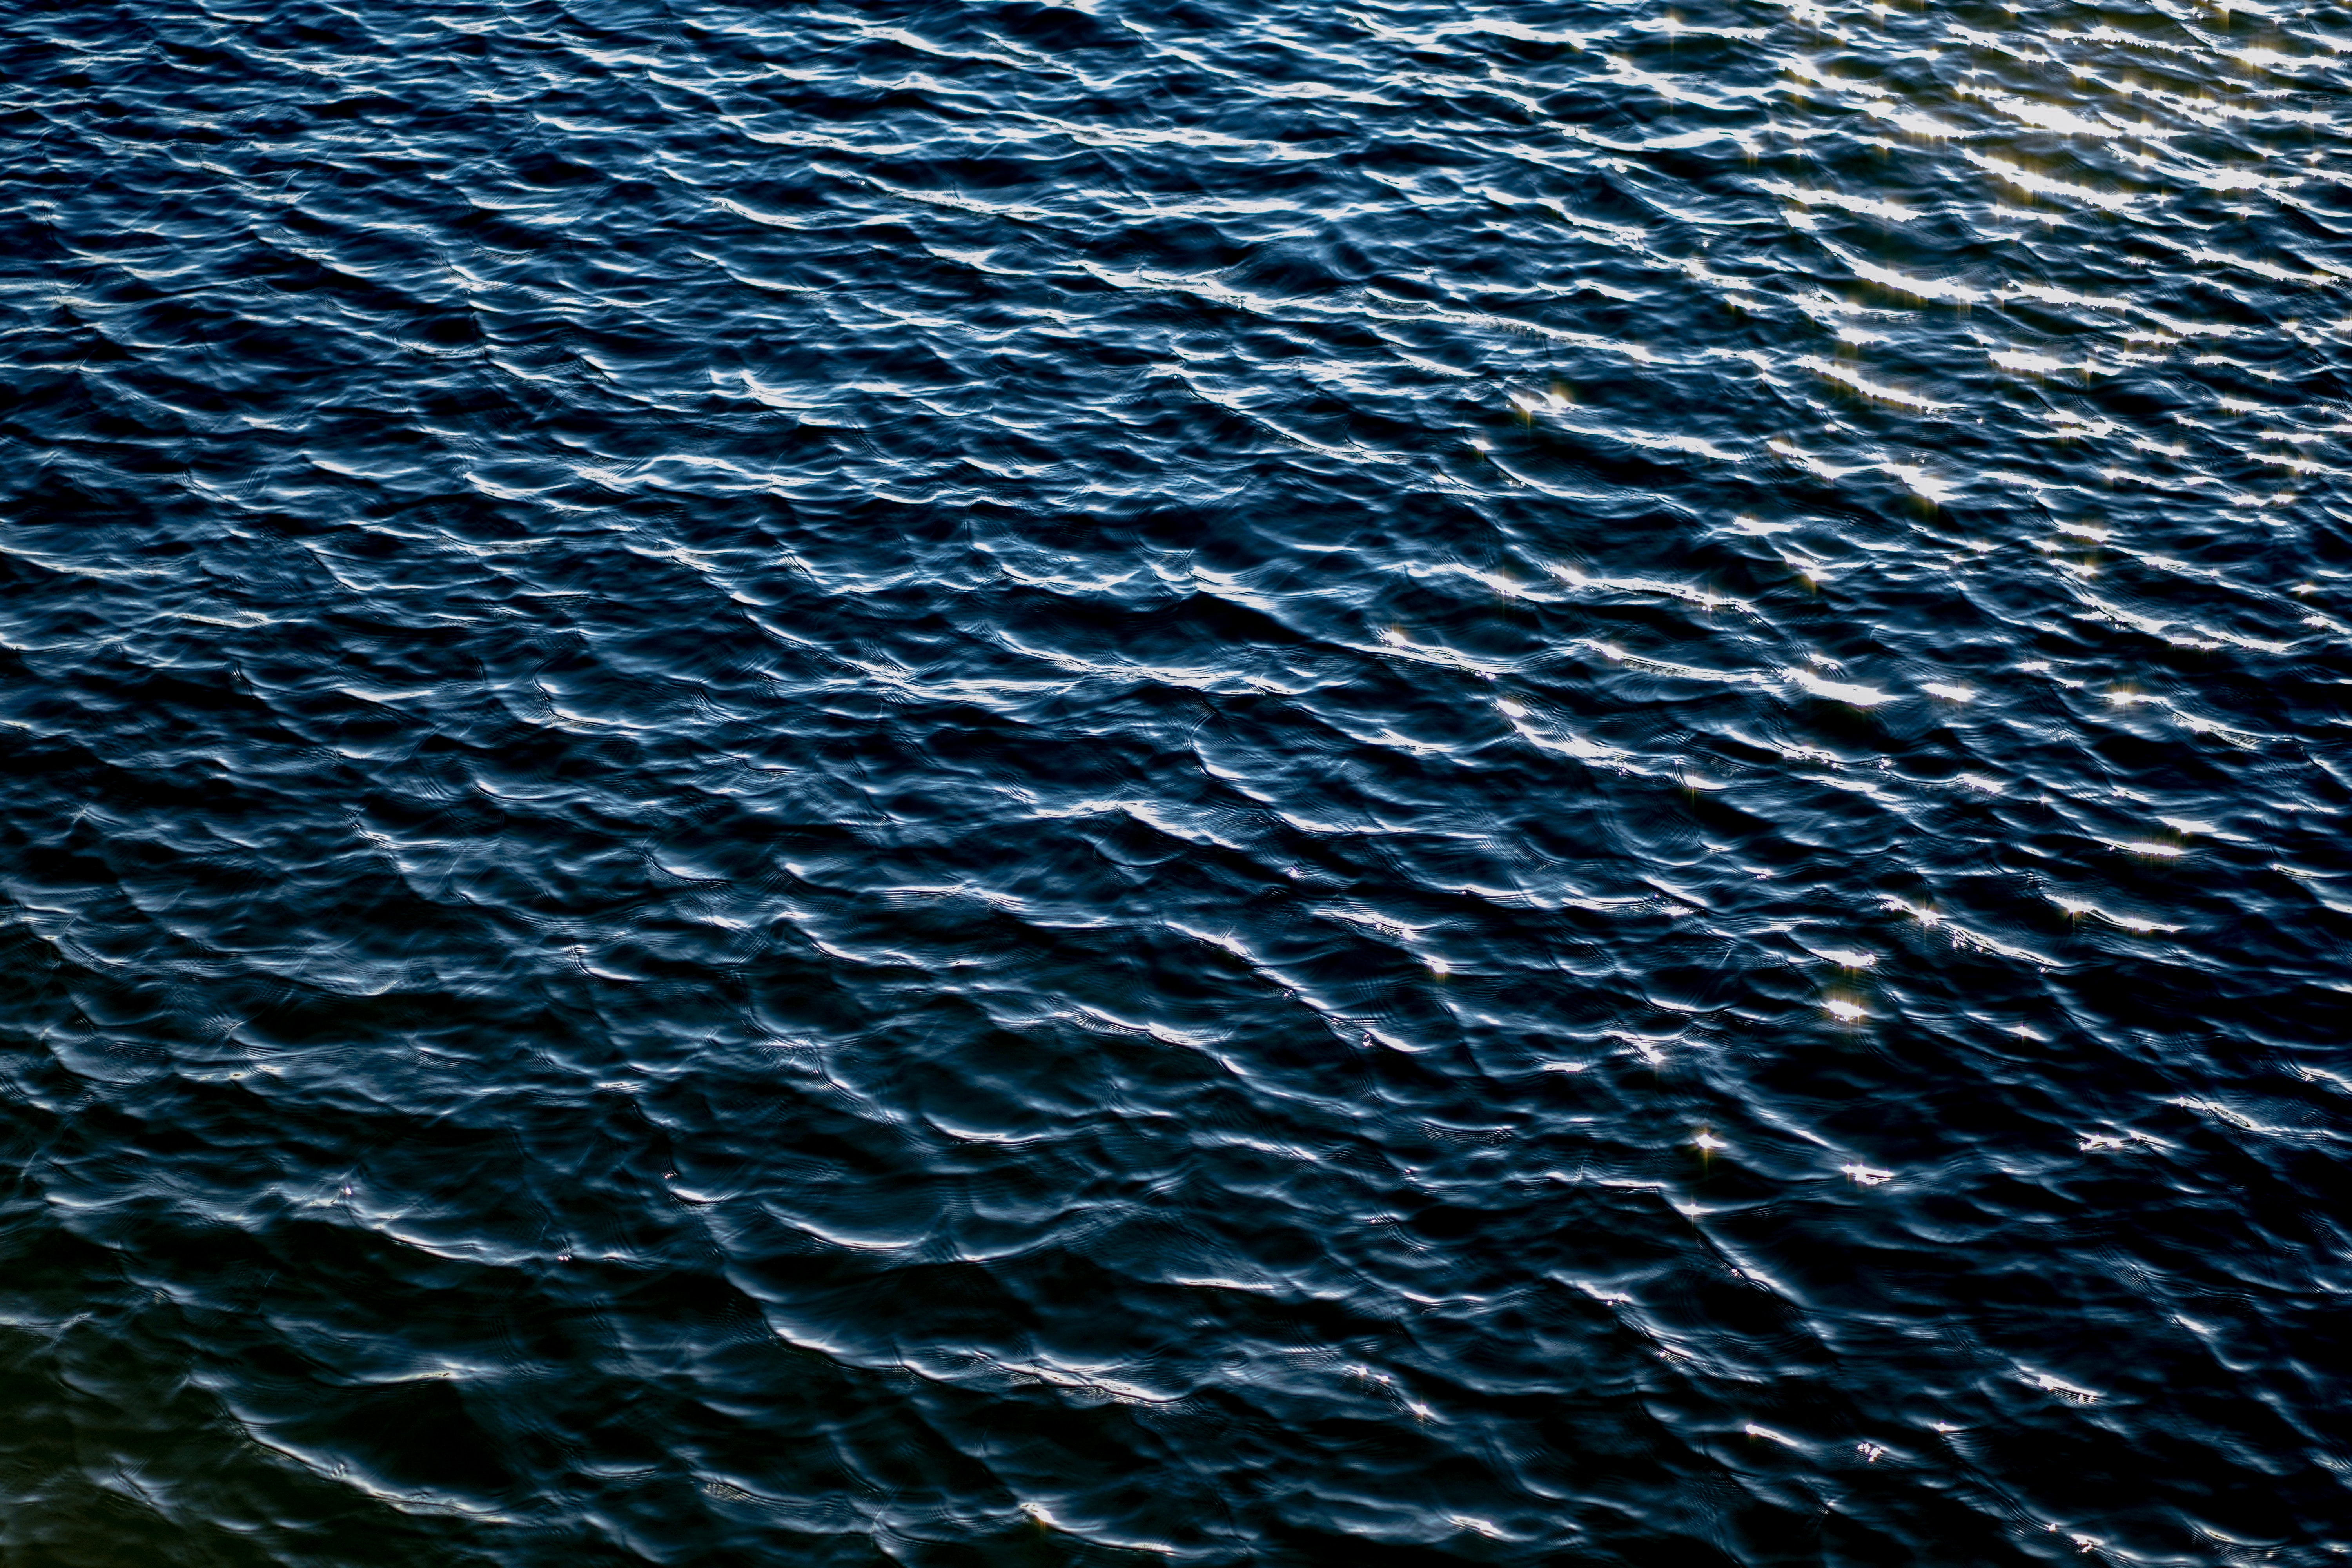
[3,0,2350,1561]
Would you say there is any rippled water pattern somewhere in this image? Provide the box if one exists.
[3,0,2350,1561]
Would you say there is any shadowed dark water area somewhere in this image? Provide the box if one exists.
[2,0,2350,1561]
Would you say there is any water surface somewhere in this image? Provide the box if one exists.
[2,0,2349,1561]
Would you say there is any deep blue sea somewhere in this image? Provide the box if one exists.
[2,0,2349,1561]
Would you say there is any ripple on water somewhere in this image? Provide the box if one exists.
[0,0,2349,1561]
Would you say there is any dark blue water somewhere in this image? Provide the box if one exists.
[3,0,2349,1561]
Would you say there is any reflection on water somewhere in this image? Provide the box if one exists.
[0,0,2348,1561]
